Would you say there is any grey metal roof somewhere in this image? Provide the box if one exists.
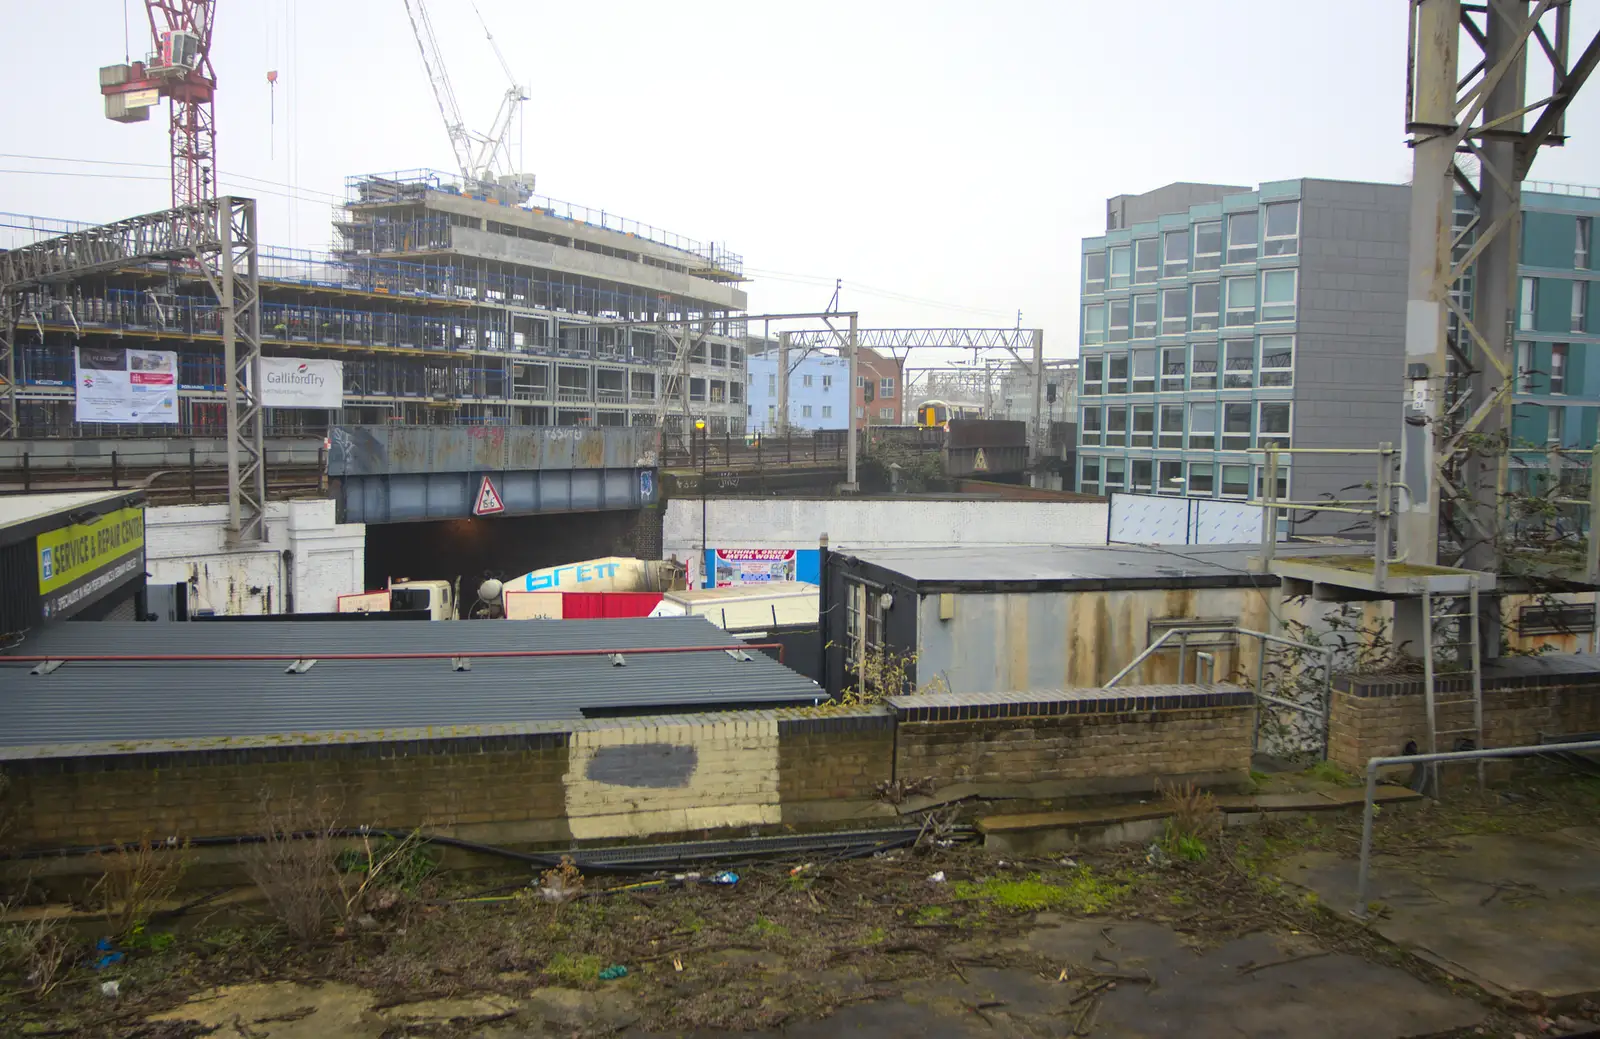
[841,543,1368,589]
[0,617,822,757]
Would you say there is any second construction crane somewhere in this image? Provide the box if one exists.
[402,0,533,199]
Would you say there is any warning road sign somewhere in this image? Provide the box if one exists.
[973,448,989,472]
[473,475,505,516]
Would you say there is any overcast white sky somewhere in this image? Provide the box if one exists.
[3,1,1598,360]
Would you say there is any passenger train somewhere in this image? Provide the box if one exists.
[914,399,983,428]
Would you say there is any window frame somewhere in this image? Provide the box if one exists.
[1223,340,1255,389]
[1257,401,1292,448]
[1573,281,1588,334]
[1161,287,1189,335]
[1130,457,1154,494]
[802,373,813,388]
[1106,353,1129,395]
[1551,342,1568,395]
[1158,459,1184,495]
[1260,268,1298,322]
[1080,406,1102,446]
[1083,356,1104,396]
[1103,456,1127,492]
[1259,335,1294,387]
[1108,299,1131,343]
[1132,294,1158,339]
[1192,282,1221,332]
[1108,245,1131,289]
[1520,276,1537,330]
[1220,463,1251,498]
[1082,303,1106,345]
[1158,403,1184,449]
[878,377,894,398]
[1578,218,1592,271]
[1131,404,1155,448]
[802,404,813,418]
[1162,229,1189,278]
[1131,349,1157,394]
[1192,221,1222,272]
[1222,402,1253,451]
[1189,402,1216,449]
[1160,347,1186,392]
[1188,461,1215,496]
[1134,238,1160,284]
[1083,251,1108,293]
[1224,275,1257,327]
[1104,405,1128,447]
[1263,201,1299,257]
[1226,210,1259,265]
[821,405,833,418]
[1190,342,1219,391]
[1080,456,1101,495]
[1548,403,1565,445]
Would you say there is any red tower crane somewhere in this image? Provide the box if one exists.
[99,1,218,211]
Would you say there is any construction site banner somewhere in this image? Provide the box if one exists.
[712,549,798,587]
[259,357,343,409]
[74,347,178,424]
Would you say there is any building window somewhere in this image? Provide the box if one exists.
[1520,277,1537,330]
[1083,356,1103,396]
[1552,343,1568,394]
[1263,201,1299,257]
[879,407,895,420]
[822,405,833,418]
[1222,402,1253,451]
[1107,353,1129,394]
[1104,457,1126,492]
[1578,218,1592,270]
[1108,299,1131,342]
[1158,403,1184,448]
[1190,343,1218,390]
[1260,269,1297,322]
[856,375,866,388]
[1192,282,1221,331]
[1134,238,1160,284]
[1133,294,1158,338]
[1189,402,1216,449]
[1255,464,1289,500]
[1161,287,1188,335]
[845,581,887,668]
[1224,340,1255,389]
[1226,210,1259,264]
[1081,406,1102,446]
[823,374,834,391]
[1517,341,1535,392]
[1258,401,1291,448]
[1158,459,1184,495]
[1131,349,1157,393]
[855,405,864,419]
[1130,458,1154,493]
[1573,282,1588,333]
[1548,404,1565,445]
[797,374,810,388]
[768,373,777,393]
[1105,405,1128,447]
[1193,221,1222,271]
[1080,456,1100,495]
[1083,303,1106,345]
[1188,461,1215,496]
[1221,463,1251,498]
[1224,276,1257,326]
[1084,251,1107,293]
[1131,404,1155,447]
[1259,335,1294,387]
[802,404,813,417]
[1109,245,1131,288]
[767,404,776,422]
[1161,347,1186,392]
[1518,601,1597,635]
[879,378,894,397]
[1163,229,1189,278]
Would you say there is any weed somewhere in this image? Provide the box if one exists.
[87,835,190,937]
[337,837,438,893]
[123,922,176,955]
[544,951,603,985]
[1167,893,1188,907]
[914,905,951,925]
[1170,835,1209,862]
[863,926,887,945]
[954,867,1130,915]
[242,798,343,944]
[1304,761,1358,786]
[750,917,789,939]
[1158,780,1221,862]
[0,916,71,997]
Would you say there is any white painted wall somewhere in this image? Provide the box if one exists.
[664,497,1109,561]
[145,499,366,615]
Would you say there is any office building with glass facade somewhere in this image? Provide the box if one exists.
[1076,179,1411,511]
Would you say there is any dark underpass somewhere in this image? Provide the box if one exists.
[362,508,659,590]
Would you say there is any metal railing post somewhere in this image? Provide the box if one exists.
[1375,442,1393,592]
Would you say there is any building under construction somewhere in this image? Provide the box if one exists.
[8,169,752,438]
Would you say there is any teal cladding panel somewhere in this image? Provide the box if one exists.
[1535,277,1572,333]
[1572,342,1593,396]
[1512,403,1546,448]
[1582,406,1599,451]
[1523,211,1576,269]
[1531,342,1553,394]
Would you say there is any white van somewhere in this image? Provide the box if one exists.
[649,582,818,633]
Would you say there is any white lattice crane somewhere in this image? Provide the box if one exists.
[401,0,531,194]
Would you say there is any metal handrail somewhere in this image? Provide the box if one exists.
[1354,738,1600,915]
[1103,624,1337,758]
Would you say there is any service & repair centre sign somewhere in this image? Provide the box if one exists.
[36,506,145,621]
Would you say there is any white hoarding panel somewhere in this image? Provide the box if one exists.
[74,347,179,424]
[1194,499,1273,544]
[260,357,343,408]
[1108,493,1190,544]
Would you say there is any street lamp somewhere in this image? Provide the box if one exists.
[695,419,707,588]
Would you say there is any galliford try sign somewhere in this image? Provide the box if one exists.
[259,357,343,409]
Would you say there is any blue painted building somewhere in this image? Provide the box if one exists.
[745,350,850,432]
[1510,184,1600,491]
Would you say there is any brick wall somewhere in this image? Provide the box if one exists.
[2,687,1255,854]
[1328,665,1600,772]
[889,685,1254,796]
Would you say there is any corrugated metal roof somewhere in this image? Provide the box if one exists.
[842,543,1368,587]
[0,618,822,756]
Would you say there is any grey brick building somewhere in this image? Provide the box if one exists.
[1076,179,1409,515]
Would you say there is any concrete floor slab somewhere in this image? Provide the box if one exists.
[1280,825,1600,1007]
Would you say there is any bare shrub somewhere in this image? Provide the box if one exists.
[537,855,585,904]
[0,913,71,997]
[88,835,190,936]
[242,797,344,943]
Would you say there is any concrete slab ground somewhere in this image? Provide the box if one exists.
[613,918,1483,1039]
[1281,825,1600,1009]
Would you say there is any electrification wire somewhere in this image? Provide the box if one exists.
[0,154,345,204]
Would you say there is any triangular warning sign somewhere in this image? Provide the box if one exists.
[473,475,505,516]
[973,448,989,472]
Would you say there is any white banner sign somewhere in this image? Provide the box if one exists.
[260,357,343,409]
[75,347,178,424]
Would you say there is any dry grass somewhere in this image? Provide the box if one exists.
[242,798,345,944]
[87,835,190,937]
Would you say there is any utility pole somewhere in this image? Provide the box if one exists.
[846,313,859,491]
[777,330,790,435]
